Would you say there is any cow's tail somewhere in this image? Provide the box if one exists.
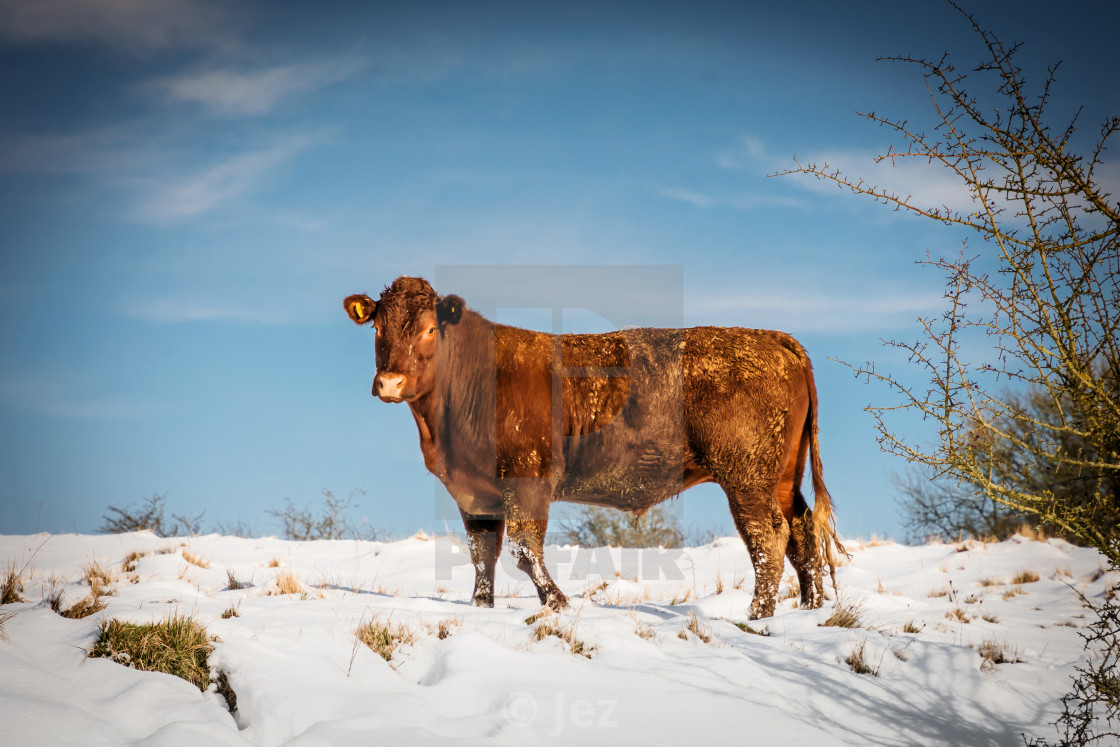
[804,360,848,591]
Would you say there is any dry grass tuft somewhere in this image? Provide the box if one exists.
[155,546,176,555]
[272,571,302,596]
[181,550,210,569]
[425,618,461,640]
[902,619,922,634]
[982,612,1001,623]
[225,570,247,591]
[681,611,712,643]
[532,620,592,657]
[634,620,657,641]
[822,596,864,629]
[928,584,951,598]
[120,550,149,573]
[0,608,16,640]
[524,609,551,626]
[89,614,213,690]
[357,617,415,662]
[2,565,26,605]
[974,636,1023,670]
[946,607,972,623]
[846,640,877,675]
[220,604,240,619]
[732,621,770,636]
[782,574,801,600]
[1011,569,1040,584]
[266,558,281,568]
[978,577,1003,588]
[1002,586,1027,600]
[713,573,724,595]
[83,560,117,597]
[51,592,108,619]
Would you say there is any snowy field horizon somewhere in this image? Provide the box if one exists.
[1,530,1113,745]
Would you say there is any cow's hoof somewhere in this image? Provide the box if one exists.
[472,594,495,608]
[749,601,775,620]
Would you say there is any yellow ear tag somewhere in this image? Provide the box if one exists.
[351,300,369,321]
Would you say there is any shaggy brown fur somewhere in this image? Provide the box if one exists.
[345,276,845,619]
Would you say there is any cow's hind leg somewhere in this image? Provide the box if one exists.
[726,486,789,620]
[786,491,825,609]
[506,517,567,611]
[461,512,504,607]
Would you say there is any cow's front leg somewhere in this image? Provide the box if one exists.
[506,517,567,611]
[461,512,504,607]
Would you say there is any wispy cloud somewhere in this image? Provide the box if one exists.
[656,186,802,211]
[147,56,367,116]
[0,0,234,51]
[131,134,317,223]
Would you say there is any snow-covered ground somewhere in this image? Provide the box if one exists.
[0,531,1112,745]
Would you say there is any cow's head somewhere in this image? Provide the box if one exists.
[344,276,463,403]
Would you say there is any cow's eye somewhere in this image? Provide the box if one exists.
[425,325,436,336]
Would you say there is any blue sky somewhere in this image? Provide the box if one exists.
[1,0,1117,540]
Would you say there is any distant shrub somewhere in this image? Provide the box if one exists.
[268,489,384,541]
[556,504,685,548]
[99,493,205,537]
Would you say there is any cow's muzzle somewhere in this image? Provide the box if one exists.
[373,372,409,402]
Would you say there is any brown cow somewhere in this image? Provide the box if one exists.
[344,276,845,619]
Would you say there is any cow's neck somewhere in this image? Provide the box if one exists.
[407,309,496,481]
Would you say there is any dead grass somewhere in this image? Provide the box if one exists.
[51,592,108,619]
[225,570,247,591]
[0,608,16,640]
[83,560,117,597]
[846,640,877,675]
[89,614,214,690]
[680,611,712,643]
[974,636,1024,671]
[634,620,657,641]
[50,561,117,619]
[981,612,1001,624]
[902,619,922,634]
[928,584,951,598]
[426,618,461,639]
[946,607,972,623]
[356,617,416,662]
[713,573,724,595]
[266,558,281,568]
[978,577,1003,588]
[532,620,592,657]
[120,550,149,573]
[221,604,240,619]
[821,596,865,629]
[2,565,26,605]
[181,550,210,569]
[732,621,770,636]
[1002,586,1027,600]
[1011,569,1040,584]
[271,571,302,596]
[782,574,801,600]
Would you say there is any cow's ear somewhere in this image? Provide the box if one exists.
[437,294,464,325]
[344,294,377,325]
